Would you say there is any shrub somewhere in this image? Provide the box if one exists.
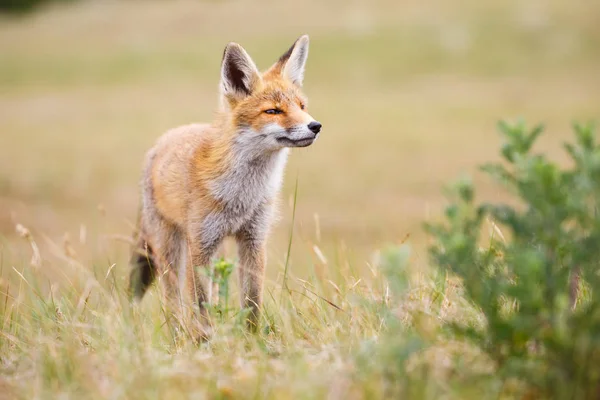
[426,121,600,398]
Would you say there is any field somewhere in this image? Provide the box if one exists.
[1,0,599,398]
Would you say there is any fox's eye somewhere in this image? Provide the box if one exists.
[300,103,306,110]
[264,109,283,115]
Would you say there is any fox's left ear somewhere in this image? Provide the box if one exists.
[274,35,310,87]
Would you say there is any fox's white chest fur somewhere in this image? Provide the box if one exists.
[210,145,289,234]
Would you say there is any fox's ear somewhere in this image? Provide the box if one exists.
[220,42,260,104]
[276,35,309,86]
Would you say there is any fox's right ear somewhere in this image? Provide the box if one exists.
[220,43,260,106]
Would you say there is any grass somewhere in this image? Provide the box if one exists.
[0,224,390,399]
[0,0,599,398]
[0,225,500,398]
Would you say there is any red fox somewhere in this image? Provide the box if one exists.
[129,35,321,333]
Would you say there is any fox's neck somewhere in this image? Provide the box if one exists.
[212,120,285,166]
[209,125,289,203]
[229,128,289,186]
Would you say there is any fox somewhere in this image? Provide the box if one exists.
[128,35,321,334]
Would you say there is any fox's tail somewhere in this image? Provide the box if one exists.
[128,222,156,300]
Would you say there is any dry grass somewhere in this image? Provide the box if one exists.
[0,0,599,397]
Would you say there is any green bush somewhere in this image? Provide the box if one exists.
[426,121,600,398]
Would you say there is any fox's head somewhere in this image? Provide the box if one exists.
[219,35,321,149]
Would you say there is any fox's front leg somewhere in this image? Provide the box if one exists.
[235,207,271,331]
[186,217,224,338]
[236,235,267,331]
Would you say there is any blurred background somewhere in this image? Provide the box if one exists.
[0,0,599,279]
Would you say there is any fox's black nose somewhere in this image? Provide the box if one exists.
[308,121,322,134]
